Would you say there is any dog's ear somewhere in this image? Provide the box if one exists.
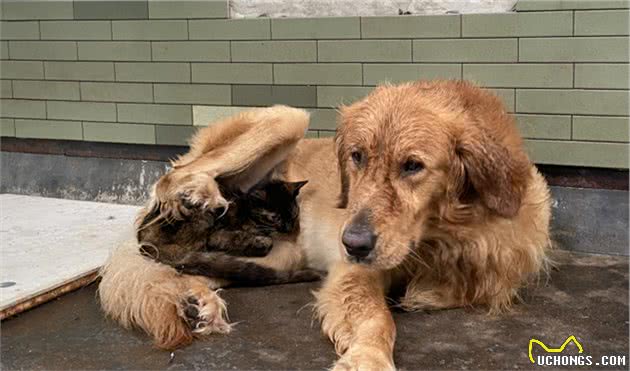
[335,125,350,209]
[454,128,530,217]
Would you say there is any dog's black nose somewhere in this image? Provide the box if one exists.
[342,210,377,260]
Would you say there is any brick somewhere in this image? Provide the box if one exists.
[156,125,198,145]
[73,1,148,20]
[490,89,515,112]
[0,1,73,20]
[309,108,337,130]
[361,15,459,38]
[463,64,573,88]
[0,118,15,136]
[363,64,461,85]
[317,86,372,108]
[78,42,151,61]
[13,80,80,101]
[152,41,230,62]
[83,122,155,144]
[304,130,319,139]
[462,12,572,37]
[9,41,76,60]
[0,21,40,40]
[232,41,316,62]
[519,37,629,62]
[0,61,43,79]
[45,61,115,81]
[232,85,316,107]
[318,130,336,138]
[115,62,190,83]
[192,63,272,84]
[413,39,517,62]
[80,82,153,103]
[1,80,12,98]
[516,89,630,115]
[318,40,411,62]
[189,19,270,40]
[273,64,363,85]
[15,119,83,140]
[573,116,629,142]
[575,10,630,35]
[574,64,630,89]
[271,17,359,39]
[525,140,628,168]
[112,20,187,40]
[514,114,571,139]
[516,0,629,11]
[154,84,231,105]
[40,21,111,40]
[193,105,248,126]
[117,103,191,125]
[149,0,227,19]
[47,101,116,122]
[0,99,46,118]
[1,41,7,58]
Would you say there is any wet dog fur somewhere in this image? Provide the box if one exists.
[98,81,551,368]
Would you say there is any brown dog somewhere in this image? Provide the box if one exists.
[98,80,551,370]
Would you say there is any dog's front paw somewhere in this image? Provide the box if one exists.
[332,346,395,371]
[178,289,231,336]
[154,172,227,221]
[178,173,228,212]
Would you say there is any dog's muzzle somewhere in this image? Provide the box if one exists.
[342,209,377,263]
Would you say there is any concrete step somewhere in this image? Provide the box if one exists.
[0,194,139,317]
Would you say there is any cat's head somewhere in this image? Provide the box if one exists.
[247,180,308,234]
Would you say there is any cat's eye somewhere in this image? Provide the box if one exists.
[401,159,424,176]
[351,150,364,167]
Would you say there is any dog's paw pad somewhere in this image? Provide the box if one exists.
[179,292,231,336]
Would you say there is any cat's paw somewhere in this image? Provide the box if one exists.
[179,291,231,336]
[288,269,325,283]
[247,236,273,256]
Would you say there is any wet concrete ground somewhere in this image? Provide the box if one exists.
[1,251,628,370]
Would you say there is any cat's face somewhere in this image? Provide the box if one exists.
[247,180,307,234]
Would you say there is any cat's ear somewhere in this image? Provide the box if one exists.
[287,180,308,196]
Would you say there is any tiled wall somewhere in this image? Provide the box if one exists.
[0,0,628,169]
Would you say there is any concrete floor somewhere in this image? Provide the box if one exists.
[1,251,628,370]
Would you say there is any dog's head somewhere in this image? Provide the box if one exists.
[335,81,531,269]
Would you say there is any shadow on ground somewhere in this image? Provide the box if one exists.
[1,251,628,370]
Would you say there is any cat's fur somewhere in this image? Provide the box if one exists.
[137,180,320,286]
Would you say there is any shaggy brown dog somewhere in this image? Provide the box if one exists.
[98,80,551,369]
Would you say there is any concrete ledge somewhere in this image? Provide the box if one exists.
[0,151,169,205]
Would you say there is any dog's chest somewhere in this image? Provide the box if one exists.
[298,203,346,272]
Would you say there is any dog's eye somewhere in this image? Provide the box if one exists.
[401,159,424,176]
[351,150,364,167]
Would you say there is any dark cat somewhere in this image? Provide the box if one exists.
[137,179,321,286]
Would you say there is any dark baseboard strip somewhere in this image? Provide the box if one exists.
[2,136,628,190]
[537,164,628,191]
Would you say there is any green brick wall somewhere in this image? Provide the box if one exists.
[0,0,628,169]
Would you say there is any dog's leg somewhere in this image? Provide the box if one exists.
[315,262,396,371]
[98,239,230,349]
[155,106,309,217]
